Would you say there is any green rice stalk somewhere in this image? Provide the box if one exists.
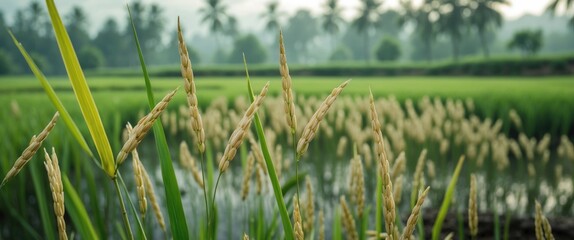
[127,5,189,239]
[62,175,99,239]
[432,156,465,240]
[244,55,295,239]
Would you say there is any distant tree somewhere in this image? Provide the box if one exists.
[223,15,240,39]
[143,4,166,64]
[437,0,468,62]
[377,10,401,36]
[352,0,383,63]
[322,0,345,51]
[284,10,319,62]
[199,0,229,44]
[375,37,401,61]
[94,18,124,67]
[508,29,543,57]
[228,34,267,64]
[399,0,439,62]
[66,6,91,51]
[78,46,105,69]
[469,0,508,58]
[261,1,281,33]
[0,49,14,75]
[547,0,574,29]
[329,46,352,62]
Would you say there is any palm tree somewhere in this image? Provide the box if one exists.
[261,1,281,33]
[399,0,439,62]
[437,0,468,62]
[469,0,508,58]
[199,0,229,47]
[352,0,383,63]
[322,0,344,51]
[547,0,574,28]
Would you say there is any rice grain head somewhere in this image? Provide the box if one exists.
[304,176,315,234]
[241,151,255,200]
[126,123,147,217]
[1,112,59,187]
[178,18,205,153]
[243,233,249,240]
[43,148,67,240]
[296,80,350,159]
[179,141,204,188]
[340,196,358,240]
[469,174,478,238]
[542,215,555,240]
[117,88,179,165]
[219,82,269,173]
[141,164,166,232]
[402,186,430,240]
[293,196,305,240]
[368,90,397,240]
[279,31,297,136]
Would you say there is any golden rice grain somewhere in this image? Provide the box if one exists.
[296,80,350,159]
[1,112,59,187]
[141,165,166,232]
[219,82,269,173]
[402,186,430,240]
[117,88,179,165]
[43,148,67,240]
[469,174,478,238]
[340,196,358,240]
[279,31,297,136]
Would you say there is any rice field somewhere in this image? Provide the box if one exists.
[1,2,573,239]
[1,74,573,239]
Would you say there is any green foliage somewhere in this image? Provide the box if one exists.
[228,34,267,64]
[78,46,105,69]
[375,37,401,62]
[329,46,352,62]
[0,49,14,74]
[508,29,544,56]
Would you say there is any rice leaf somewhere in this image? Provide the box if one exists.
[244,55,294,239]
[7,31,95,161]
[45,0,114,176]
[30,160,56,240]
[127,5,189,238]
[62,175,100,239]
[432,156,465,240]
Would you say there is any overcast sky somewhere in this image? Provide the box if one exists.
[1,0,561,35]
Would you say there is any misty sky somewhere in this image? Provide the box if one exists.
[1,0,562,36]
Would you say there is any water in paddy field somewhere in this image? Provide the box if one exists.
[119,94,573,238]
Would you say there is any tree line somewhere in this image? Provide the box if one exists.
[0,0,572,75]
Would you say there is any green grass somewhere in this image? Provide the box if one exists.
[2,75,572,137]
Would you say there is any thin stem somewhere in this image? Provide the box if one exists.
[199,150,210,232]
[210,173,223,240]
[114,177,134,240]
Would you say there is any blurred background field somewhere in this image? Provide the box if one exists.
[1,0,574,239]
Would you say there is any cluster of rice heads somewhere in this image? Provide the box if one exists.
[1,2,571,239]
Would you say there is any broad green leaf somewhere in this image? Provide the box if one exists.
[8,31,94,160]
[244,55,294,239]
[45,0,114,176]
[127,5,189,239]
[432,156,465,240]
[63,175,100,239]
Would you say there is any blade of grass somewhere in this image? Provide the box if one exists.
[244,55,294,239]
[8,30,95,162]
[432,156,465,240]
[118,173,148,240]
[45,0,114,176]
[62,175,100,239]
[127,5,189,239]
